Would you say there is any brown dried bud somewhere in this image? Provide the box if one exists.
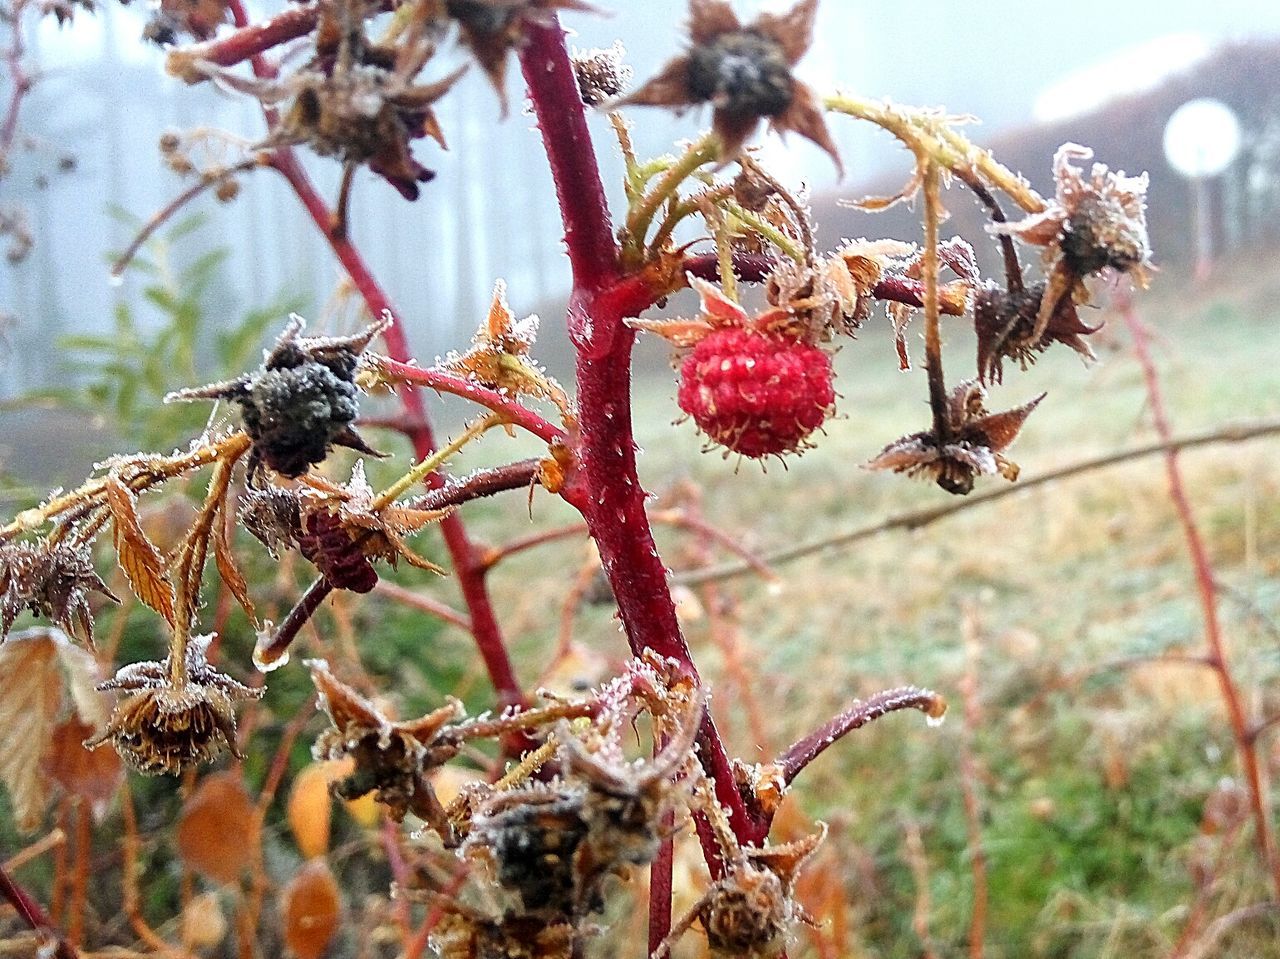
[87,634,263,776]
[0,540,119,646]
[572,41,631,107]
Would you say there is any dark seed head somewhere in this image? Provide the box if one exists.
[238,362,359,477]
[687,31,794,119]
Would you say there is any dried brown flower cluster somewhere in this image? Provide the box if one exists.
[617,0,839,168]
[867,380,1044,495]
[87,634,263,776]
[0,540,118,645]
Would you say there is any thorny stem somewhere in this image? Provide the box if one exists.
[1121,296,1280,898]
[676,416,1280,586]
[956,170,1023,294]
[167,2,319,75]
[777,686,946,787]
[519,14,766,925]
[369,358,567,445]
[372,414,499,509]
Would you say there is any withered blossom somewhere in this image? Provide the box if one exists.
[992,143,1151,346]
[867,381,1044,496]
[308,658,463,825]
[167,315,389,478]
[698,828,824,959]
[238,485,303,559]
[446,0,595,112]
[615,0,840,169]
[87,634,264,776]
[973,280,1101,383]
[0,540,119,646]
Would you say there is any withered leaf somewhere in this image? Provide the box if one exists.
[213,503,257,626]
[282,858,342,959]
[44,716,124,819]
[287,761,339,860]
[0,627,106,831]
[106,477,176,626]
[176,770,259,884]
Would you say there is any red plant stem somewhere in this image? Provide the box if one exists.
[0,861,77,959]
[683,251,969,315]
[517,20,769,948]
[1121,296,1280,898]
[267,146,525,708]
[371,358,566,445]
[778,686,945,787]
[181,2,318,70]
[374,580,471,631]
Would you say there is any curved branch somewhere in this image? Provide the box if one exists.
[778,686,946,786]
[675,417,1280,587]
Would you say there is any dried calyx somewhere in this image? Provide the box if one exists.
[0,539,119,646]
[167,315,389,479]
[867,380,1044,496]
[87,634,263,776]
[615,0,840,169]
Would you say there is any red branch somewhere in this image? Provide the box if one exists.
[1120,294,1280,898]
[266,145,526,710]
[182,3,318,70]
[777,686,945,787]
[370,358,567,445]
[0,862,77,959]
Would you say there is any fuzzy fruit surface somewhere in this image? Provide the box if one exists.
[678,328,834,458]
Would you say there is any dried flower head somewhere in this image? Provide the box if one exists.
[616,0,839,169]
[867,381,1044,495]
[572,41,632,107]
[973,280,1100,383]
[446,0,595,113]
[308,659,463,824]
[993,143,1151,346]
[167,316,389,478]
[87,634,263,776]
[431,907,575,959]
[0,540,119,646]
[238,485,303,558]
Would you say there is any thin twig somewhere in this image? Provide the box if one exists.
[675,417,1280,587]
[1121,295,1280,897]
[958,606,988,959]
[374,580,471,632]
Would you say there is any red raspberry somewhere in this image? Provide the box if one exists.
[677,327,834,458]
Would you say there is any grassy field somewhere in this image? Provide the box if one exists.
[448,261,1280,957]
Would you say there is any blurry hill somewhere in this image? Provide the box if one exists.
[818,38,1280,277]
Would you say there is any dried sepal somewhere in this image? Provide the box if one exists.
[992,143,1151,344]
[87,633,263,776]
[439,281,571,415]
[974,281,1101,383]
[867,381,1044,495]
[446,0,596,113]
[614,0,840,170]
[307,658,463,824]
[0,539,118,646]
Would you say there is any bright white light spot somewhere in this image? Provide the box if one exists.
[36,3,154,67]
[1032,34,1213,125]
[1164,98,1242,178]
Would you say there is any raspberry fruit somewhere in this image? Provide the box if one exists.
[677,327,834,458]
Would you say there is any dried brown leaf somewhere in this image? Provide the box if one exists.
[0,632,62,830]
[44,716,123,819]
[176,770,259,884]
[213,503,257,625]
[106,477,176,625]
[282,858,342,959]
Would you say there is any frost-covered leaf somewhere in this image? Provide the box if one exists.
[176,770,259,884]
[282,858,342,959]
[213,503,257,625]
[106,477,176,625]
